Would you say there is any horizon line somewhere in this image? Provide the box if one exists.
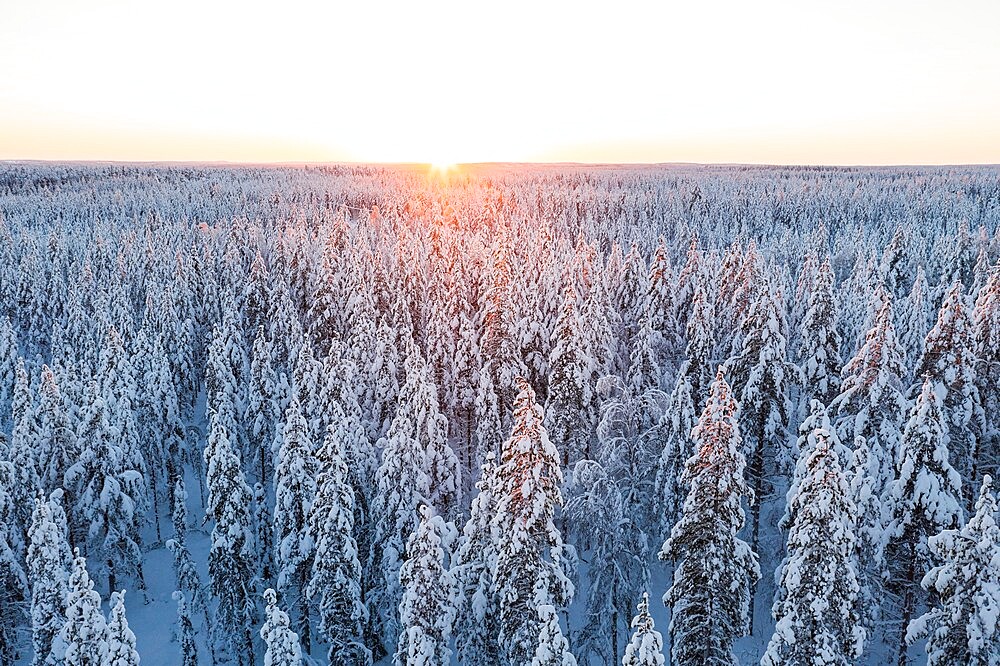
[2,158,999,170]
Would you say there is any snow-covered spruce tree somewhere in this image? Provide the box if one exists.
[0,314,17,425]
[913,280,984,495]
[906,475,1000,665]
[725,283,797,557]
[369,342,459,656]
[830,297,908,517]
[799,258,842,406]
[9,357,40,541]
[493,379,574,665]
[28,494,69,666]
[246,325,281,485]
[546,286,597,467]
[656,286,715,533]
[973,262,1000,481]
[166,537,203,613]
[474,364,505,471]
[97,327,148,521]
[621,593,665,666]
[531,604,577,666]
[308,424,369,665]
[273,398,317,654]
[480,240,526,427]
[260,588,302,666]
[0,447,29,665]
[173,591,199,666]
[763,430,865,666]
[898,267,932,370]
[883,377,965,666]
[780,399,851,530]
[395,504,457,666]
[659,369,760,666]
[878,228,911,298]
[452,452,501,666]
[65,379,144,596]
[36,364,77,498]
[204,395,258,666]
[291,340,325,445]
[647,239,681,368]
[106,590,140,666]
[56,550,108,666]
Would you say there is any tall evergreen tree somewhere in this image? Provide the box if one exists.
[273,398,317,654]
[204,396,258,666]
[395,504,456,666]
[914,280,984,495]
[546,287,597,466]
[659,369,760,666]
[452,452,501,666]
[493,379,574,665]
[763,431,865,666]
[883,378,965,666]
[308,425,369,665]
[799,258,843,406]
[173,591,199,666]
[57,551,108,666]
[106,590,140,666]
[28,494,69,666]
[906,475,1000,665]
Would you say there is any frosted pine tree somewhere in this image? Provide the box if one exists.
[106,590,140,666]
[493,379,574,665]
[308,425,369,665]
[898,267,932,369]
[452,452,501,666]
[531,604,577,666]
[799,258,842,406]
[973,262,1000,481]
[28,495,69,666]
[914,280,984,494]
[830,298,908,506]
[0,447,28,665]
[204,396,258,666]
[65,379,144,596]
[260,588,302,666]
[173,591,199,666]
[659,369,760,666]
[763,432,865,666]
[781,400,851,529]
[36,365,77,497]
[0,315,17,425]
[546,286,596,466]
[57,551,108,666]
[247,325,281,484]
[883,378,965,666]
[273,398,317,653]
[395,504,457,666]
[9,358,40,540]
[906,475,1000,665]
[726,285,798,556]
[621,593,665,666]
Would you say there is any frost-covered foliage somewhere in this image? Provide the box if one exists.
[763,431,865,666]
[621,593,665,666]
[906,474,1000,665]
[494,379,574,665]
[260,588,302,666]
[0,162,998,664]
[659,370,760,666]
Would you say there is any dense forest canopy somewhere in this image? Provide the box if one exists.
[0,162,999,665]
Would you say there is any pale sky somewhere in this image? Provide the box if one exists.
[1,0,999,165]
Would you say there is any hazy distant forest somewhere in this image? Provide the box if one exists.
[0,162,999,666]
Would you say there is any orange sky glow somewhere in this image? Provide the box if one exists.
[2,0,999,166]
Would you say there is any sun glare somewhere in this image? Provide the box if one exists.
[429,162,458,178]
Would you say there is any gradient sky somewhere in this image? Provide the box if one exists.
[2,0,999,165]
